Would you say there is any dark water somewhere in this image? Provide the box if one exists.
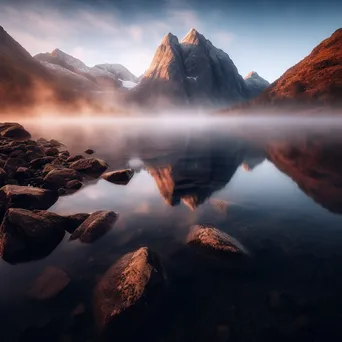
[2,118,342,341]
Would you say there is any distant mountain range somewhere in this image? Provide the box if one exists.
[1,24,341,113]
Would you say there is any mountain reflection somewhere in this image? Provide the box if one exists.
[144,135,265,209]
[267,134,342,214]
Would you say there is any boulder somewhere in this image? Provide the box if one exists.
[0,208,65,263]
[27,266,70,300]
[186,225,247,256]
[30,156,56,169]
[13,167,32,183]
[49,139,64,147]
[33,210,90,234]
[0,123,31,141]
[94,247,165,335]
[70,211,117,243]
[84,149,94,155]
[69,158,108,177]
[101,169,134,185]
[43,168,82,190]
[4,157,28,177]
[66,179,83,191]
[45,147,60,156]
[66,155,84,163]
[0,185,59,218]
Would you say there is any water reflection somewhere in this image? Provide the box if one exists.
[2,121,342,341]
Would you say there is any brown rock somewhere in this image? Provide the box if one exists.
[66,155,84,163]
[66,179,83,191]
[94,247,165,332]
[101,169,134,185]
[0,209,65,263]
[0,168,8,187]
[84,149,94,155]
[30,156,56,169]
[187,225,247,255]
[43,168,82,190]
[4,157,28,177]
[27,266,70,300]
[70,211,117,243]
[0,123,31,141]
[45,147,60,156]
[69,158,108,177]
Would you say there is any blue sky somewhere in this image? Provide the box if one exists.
[0,0,341,82]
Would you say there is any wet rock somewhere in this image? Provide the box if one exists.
[0,168,8,187]
[43,168,82,190]
[66,180,83,191]
[84,149,94,155]
[30,156,56,169]
[94,247,165,333]
[0,185,59,217]
[66,155,84,163]
[42,163,57,176]
[58,151,70,159]
[186,225,247,256]
[33,210,90,234]
[69,158,108,177]
[27,266,70,300]
[14,167,32,183]
[4,157,28,177]
[0,208,65,263]
[49,139,64,148]
[45,147,60,157]
[70,211,117,243]
[101,169,134,185]
[0,123,31,140]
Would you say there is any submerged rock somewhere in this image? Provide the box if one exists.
[69,158,108,177]
[101,169,134,185]
[0,208,65,263]
[84,149,94,155]
[70,210,118,243]
[0,123,31,140]
[27,266,70,300]
[43,168,82,190]
[187,225,247,255]
[94,247,165,334]
[0,185,58,217]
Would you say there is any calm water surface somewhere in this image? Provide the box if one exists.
[1,119,342,341]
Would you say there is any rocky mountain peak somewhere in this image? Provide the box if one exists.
[181,28,206,45]
[161,32,179,46]
[245,71,259,79]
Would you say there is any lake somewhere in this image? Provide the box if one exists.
[1,117,342,341]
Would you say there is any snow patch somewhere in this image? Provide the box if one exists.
[119,79,138,89]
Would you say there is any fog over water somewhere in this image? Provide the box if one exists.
[1,116,342,341]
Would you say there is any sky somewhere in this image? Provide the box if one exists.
[0,0,341,82]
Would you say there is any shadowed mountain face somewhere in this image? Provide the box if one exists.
[255,28,342,107]
[244,71,270,98]
[267,135,342,214]
[144,136,250,209]
[131,29,250,108]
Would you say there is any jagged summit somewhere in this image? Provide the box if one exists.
[181,28,206,45]
[244,71,270,98]
[245,71,260,79]
[161,32,179,45]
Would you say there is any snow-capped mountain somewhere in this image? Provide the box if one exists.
[132,28,250,107]
[34,49,138,91]
[244,71,270,97]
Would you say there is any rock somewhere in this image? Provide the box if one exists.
[33,210,90,234]
[0,185,59,218]
[45,147,60,156]
[101,169,134,185]
[0,209,65,263]
[30,156,56,169]
[94,247,165,333]
[42,163,58,176]
[49,139,64,148]
[0,123,31,140]
[27,266,70,300]
[4,157,28,177]
[84,149,94,155]
[66,180,83,191]
[70,211,118,243]
[66,155,84,163]
[43,168,82,190]
[69,158,108,177]
[186,225,247,255]
[14,167,32,182]
[0,168,8,187]
[58,151,70,159]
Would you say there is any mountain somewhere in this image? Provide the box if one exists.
[131,29,250,108]
[0,26,81,110]
[34,50,137,91]
[244,71,270,98]
[255,28,342,108]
